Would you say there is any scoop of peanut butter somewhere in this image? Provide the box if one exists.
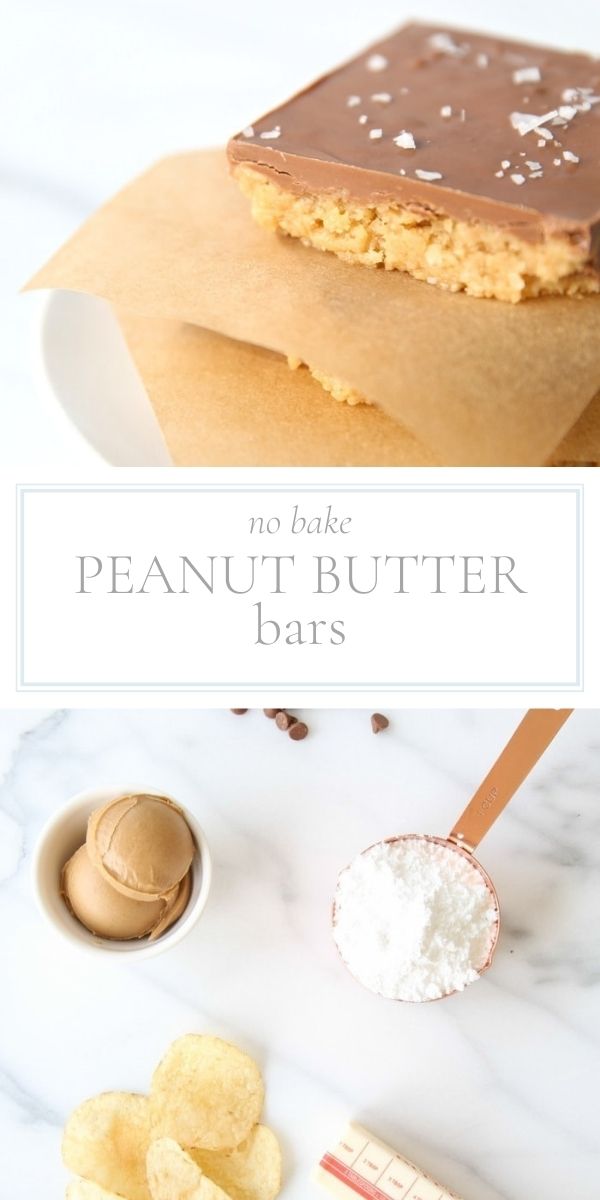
[61,844,186,940]
[61,792,195,941]
[86,793,195,900]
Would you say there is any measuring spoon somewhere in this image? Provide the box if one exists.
[333,708,573,1002]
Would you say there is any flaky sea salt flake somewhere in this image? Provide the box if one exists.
[476,53,489,68]
[562,87,600,110]
[510,110,558,135]
[510,173,526,185]
[429,32,467,57]
[562,88,581,103]
[347,95,361,107]
[563,150,580,163]
[369,128,383,139]
[525,160,542,170]
[366,54,388,72]
[371,92,392,103]
[394,130,416,149]
[440,105,452,118]
[241,126,254,138]
[513,66,541,84]
[415,169,443,181]
[260,126,281,140]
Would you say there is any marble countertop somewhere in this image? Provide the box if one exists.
[0,706,598,1198]
[5,0,600,468]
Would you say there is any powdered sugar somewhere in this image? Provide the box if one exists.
[333,837,498,1002]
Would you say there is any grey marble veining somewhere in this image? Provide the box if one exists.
[0,708,598,1198]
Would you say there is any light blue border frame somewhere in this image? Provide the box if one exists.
[16,483,583,692]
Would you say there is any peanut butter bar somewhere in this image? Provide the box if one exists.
[228,23,600,301]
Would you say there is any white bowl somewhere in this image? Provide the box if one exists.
[32,785,212,959]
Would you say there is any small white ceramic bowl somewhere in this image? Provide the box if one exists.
[32,785,212,960]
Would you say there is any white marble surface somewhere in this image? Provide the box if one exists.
[5,0,600,467]
[0,707,598,1198]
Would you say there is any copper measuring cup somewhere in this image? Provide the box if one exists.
[333,709,573,1001]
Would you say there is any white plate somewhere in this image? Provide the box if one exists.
[37,289,172,465]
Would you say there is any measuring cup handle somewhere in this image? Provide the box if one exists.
[448,709,573,852]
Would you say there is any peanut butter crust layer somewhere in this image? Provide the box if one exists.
[228,23,600,301]
[286,357,599,465]
[287,357,369,406]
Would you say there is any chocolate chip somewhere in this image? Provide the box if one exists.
[371,712,390,733]
[275,710,297,731]
[289,721,308,741]
[231,708,248,715]
[263,708,282,718]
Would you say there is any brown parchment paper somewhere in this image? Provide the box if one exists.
[551,391,600,466]
[117,313,438,466]
[117,310,598,468]
[28,150,600,466]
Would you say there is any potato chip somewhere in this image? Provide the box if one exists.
[189,1125,282,1200]
[147,1138,232,1200]
[150,1036,264,1151]
[62,1091,150,1200]
[66,1181,129,1200]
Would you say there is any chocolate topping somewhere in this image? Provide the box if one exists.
[228,22,600,257]
[370,713,390,734]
